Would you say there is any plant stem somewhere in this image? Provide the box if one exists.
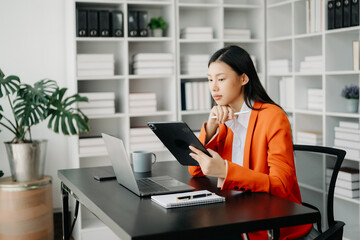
[0,121,17,136]
[7,95,19,129]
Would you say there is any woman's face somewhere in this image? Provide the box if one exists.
[207,61,246,109]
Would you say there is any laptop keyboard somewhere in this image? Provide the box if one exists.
[137,178,169,193]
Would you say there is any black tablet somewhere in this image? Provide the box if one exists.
[147,121,211,166]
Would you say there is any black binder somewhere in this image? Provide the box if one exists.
[111,11,123,37]
[88,10,99,37]
[128,11,138,37]
[76,9,87,37]
[343,0,351,27]
[351,0,359,26]
[335,0,343,28]
[99,10,110,37]
[138,11,149,37]
[328,1,335,29]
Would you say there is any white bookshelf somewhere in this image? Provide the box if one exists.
[66,0,265,239]
[266,0,360,239]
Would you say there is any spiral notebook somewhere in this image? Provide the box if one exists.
[151,190,225,208]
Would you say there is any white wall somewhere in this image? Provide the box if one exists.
[0,0,68,210]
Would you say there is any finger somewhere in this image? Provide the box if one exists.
[228,107,235,120]
[189,145,206,157]
[207,148,218,157]
[221,105,228,123]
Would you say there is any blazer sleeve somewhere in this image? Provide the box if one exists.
[222,108,300,203]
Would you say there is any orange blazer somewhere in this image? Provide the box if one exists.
[189,102,312,240]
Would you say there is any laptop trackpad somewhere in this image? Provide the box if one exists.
[150,176,186,187]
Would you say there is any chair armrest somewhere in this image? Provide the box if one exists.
[313,221,345,240]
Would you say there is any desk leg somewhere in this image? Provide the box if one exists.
[267,229,280,240]
[61,182,70,240]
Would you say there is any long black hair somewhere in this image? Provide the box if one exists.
[208,45,280,110]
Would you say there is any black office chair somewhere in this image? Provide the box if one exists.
[293,144,346,240]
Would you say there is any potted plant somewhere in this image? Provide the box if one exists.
[341,84,359,113]
[0,68,89,181]
[148,16,167,37]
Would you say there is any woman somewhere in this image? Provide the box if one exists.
[188,45,312,239]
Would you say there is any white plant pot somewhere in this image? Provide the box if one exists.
[152,29,163,37]
[345,99,359,113]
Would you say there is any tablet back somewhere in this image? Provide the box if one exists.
[147,121,211,166]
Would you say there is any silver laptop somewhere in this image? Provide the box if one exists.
[102,133,195,197]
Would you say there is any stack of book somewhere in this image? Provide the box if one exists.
[77,54,114,77]
[181,54,209,75]
[279,77,294,109]
[306,0,322,33]
[224,29,251,40]
[268,59,291,75]
[79,92,115,116]
[79,137,107,156]
[181,81,211,111]
[296,130,322,145]
[326,167,359,199]
[130,127,165,151]
[334,121,360,159]
[132,53,173,75]
[129,92,157,114]
[299,55,323,73]
[180,27,213,40]
[307,88,323,110]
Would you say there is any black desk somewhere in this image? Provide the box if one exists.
[58,161,320,240]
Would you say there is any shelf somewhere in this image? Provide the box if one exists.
[129,74,173,78]
[267,35,292,42]
[333,194,360,205]
[294,109,324,116]
[87,113,127,119]
[325,25,360,35]
[127,0,172,6]
[179,39,220,43]
[325,112,360,118]
[181,110,211,115]
[223,38,262,43]
[223,4,262,9]
[127,37,172,42]
[129,74,173,79]
[82,218,109,231]
[129,110,173,117]
[293,32,322,39]
[76,0,124,3]
[178,3,220,8]
[180,74,207,79]
[77,75,125,81]
[76,37,124,42]
[294,72,322,76]
[298,183,324,194]
[267,0,292,9]
[79,152,108,158]
[325,71,360,76]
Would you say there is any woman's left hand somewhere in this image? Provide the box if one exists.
[189,146,226,178]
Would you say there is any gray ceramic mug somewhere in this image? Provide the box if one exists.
[132,151,156,172]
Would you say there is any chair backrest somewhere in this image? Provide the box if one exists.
[293,144,346,228]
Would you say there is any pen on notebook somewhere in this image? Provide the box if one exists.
[176,192,214,201]
[210,111,250,119]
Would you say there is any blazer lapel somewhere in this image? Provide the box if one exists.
[243,102,262,169]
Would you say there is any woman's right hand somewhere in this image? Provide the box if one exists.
[205,105,235,143]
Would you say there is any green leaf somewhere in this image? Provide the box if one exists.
[14,79,58,127]
[47,88,89,135]
[0,68,20,98]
